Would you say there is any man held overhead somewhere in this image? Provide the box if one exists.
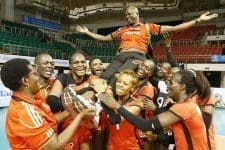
[76,5,218,84]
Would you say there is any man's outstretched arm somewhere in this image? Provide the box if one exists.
[76,25,113,41]
[160,11,218,34]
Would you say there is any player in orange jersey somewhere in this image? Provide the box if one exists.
[76,6,218,86]
[96,70,144,150]
[47,52,97,150]
[35,53,70,125]
[99,69,211,150]
[1,58,95,149]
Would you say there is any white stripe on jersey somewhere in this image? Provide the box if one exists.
[22,102,43,127]
[32,105,43,124]
[27,103,43,126]
[46,128,54,137]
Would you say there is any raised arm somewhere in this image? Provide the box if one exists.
[99,93,180,131]
[39,108,95,150]
[46,80,64,113]
[163,33,179,68]
[76,25,113,41]
[160,12,218,34]
[118,106,180,131]
[98,93,141,124]
[54,35,77,49]
[49,79,64,97]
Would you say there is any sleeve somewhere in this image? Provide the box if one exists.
[138,84,154,99]
[101,102,121,125]
[17,104,55,149]
[148,23,160,35]
[111,27,122,41]
[57,73,67,88]
[118,106,161,132]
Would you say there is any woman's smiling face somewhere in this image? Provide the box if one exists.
[116,74,135,96]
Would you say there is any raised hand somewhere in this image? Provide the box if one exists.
[163,32,172,48]
[90,78,108,94]
[98,93,120,109]
[163,97,175,107]
[76,25,89,34]
[198,11,218,23]
[142,98,156,111]
[105,86,113,97]
[80,108,96,119]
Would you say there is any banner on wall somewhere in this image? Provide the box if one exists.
[211,55,225,63]
[0,79,12,107]
[22,16,61,31]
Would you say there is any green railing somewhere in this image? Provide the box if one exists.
[1,44,69,60]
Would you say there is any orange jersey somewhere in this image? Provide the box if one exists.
[132,81,155,119]
[111,23,160,53]
[133,81,155,99]
[169,98,208,150]
[108,98,143,150]
[6,92,57,149]
[36,78,55,102]
[197,96,216,150]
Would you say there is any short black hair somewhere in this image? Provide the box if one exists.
[89,57,101,66]
[34,53,51,64]
[1,58,30,90]
[69,52,86,64]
